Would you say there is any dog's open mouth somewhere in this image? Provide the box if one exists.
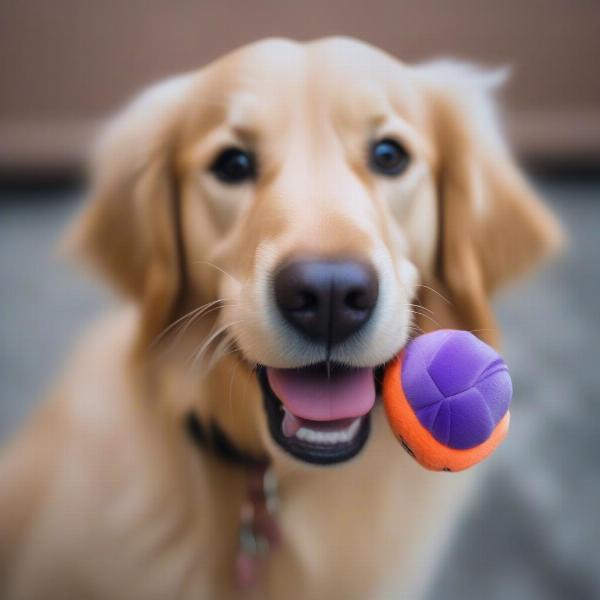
[258,363,379,465]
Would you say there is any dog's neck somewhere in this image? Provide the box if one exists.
[185,412,280,589]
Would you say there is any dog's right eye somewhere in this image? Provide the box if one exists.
[210,147,256,184]
[369,139,410,177]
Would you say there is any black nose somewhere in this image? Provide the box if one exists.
[274,259,379,346]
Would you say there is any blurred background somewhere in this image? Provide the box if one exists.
[1,1,599,598]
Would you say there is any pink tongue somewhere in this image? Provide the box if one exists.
[267,367,375,421]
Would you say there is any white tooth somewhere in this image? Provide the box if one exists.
[294,418,363,445]
[303,429,314,442]
[296,428,309,441]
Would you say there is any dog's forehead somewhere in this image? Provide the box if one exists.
[200,37,415,129]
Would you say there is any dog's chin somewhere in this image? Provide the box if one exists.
[257,363,384,466]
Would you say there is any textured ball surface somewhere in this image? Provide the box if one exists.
[383,330,512,471]
[403,330,512,449]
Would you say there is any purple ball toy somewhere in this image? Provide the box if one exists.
[383,330,513,472]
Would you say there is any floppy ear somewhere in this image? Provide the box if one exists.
[415,61,563,347]
[64,74,195,352]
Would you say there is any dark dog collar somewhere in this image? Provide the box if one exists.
[185,412,269,467]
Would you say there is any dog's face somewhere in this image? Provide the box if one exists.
[70,38,561,466]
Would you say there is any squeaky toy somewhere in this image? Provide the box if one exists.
[383,330,512,472]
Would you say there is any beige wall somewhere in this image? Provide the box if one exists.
[1,0,599,169]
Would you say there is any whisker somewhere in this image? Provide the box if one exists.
[415,284,451,305]
[151,298,234,349]
[409,308,441,328]
[192,261,240,286]
[408,323,425,337]
[190,320,242,372]
[406,302,435,316]
[172,302,237,349]
[205,334,236,374]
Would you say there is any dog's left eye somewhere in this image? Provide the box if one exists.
[369,139,410,176]
[210,147,256,184]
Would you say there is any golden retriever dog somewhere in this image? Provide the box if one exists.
[0,38,561,599]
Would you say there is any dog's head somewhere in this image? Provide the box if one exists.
[68,38,561,465]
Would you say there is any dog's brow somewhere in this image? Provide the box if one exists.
[338,83,392,127]
[366,112,388,128]
[227,92,264,140]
